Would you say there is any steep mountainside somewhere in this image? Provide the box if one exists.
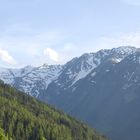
[43,49,140,140]
[0,80,107,140]
[53,46,137,89]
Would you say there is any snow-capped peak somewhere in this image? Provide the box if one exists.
[111,46,137,55]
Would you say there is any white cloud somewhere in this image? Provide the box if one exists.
[0,49,17,65]
[122,0,140,6]
[44,48,60,62]
[0,23,66,66]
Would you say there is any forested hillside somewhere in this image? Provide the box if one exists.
[0,80,106,140]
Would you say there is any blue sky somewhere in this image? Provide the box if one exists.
[0,0,140,67]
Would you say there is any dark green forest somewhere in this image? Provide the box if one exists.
[0,80,107,140]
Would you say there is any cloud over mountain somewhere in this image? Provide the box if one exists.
[0,49,17,65]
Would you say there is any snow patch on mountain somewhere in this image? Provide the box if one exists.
[0,64,62,97]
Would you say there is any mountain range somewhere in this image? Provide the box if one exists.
[1,46,140,140]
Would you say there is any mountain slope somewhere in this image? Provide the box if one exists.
[51,46,137,90]
[0,80,107,140]
[43,49,140,140]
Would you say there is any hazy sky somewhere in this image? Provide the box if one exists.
[0,0,140,67]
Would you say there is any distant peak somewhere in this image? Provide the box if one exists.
[110,46,137,55]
